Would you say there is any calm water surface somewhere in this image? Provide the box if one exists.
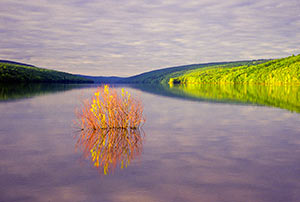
[0,84,300,202]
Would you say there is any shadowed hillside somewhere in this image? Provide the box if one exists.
[0,61,93,83]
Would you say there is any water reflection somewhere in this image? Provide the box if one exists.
[0,84,299,201]
[76,128,145,175]
[0,83,92,101]
[167,84,300,113]
[3,82,298,114]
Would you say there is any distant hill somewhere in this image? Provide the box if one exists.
[169,54,300,85]
[76,75,125,83]
[77,60,269,84]
[0,61,93,83]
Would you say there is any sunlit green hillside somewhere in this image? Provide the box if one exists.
[169,84,300,113]
[0,62,93,83]
[124,60,268,84]
[170,54,300,84]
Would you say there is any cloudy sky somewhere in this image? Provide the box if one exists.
[0,0,299,76]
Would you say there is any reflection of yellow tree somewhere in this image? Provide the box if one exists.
[76,128,144,175]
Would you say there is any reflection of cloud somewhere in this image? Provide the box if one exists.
[112,191,159,202]
[0,0,299,76]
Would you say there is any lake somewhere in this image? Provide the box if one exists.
[0,83,300,202]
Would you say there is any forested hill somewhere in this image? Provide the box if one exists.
[169,54,300,85]
[0,61,93,83]
[121,59,269,84]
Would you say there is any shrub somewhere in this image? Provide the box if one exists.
[78,85,145,130]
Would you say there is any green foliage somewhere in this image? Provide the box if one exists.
[0,62,93,83]
[170,55,300,84]
[169,84,300,113]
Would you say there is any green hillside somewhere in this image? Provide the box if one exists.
[170,54,300,85]
[0,61,93,83]
[124,60,268,84]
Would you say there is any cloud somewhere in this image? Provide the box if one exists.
[0,0,299,76]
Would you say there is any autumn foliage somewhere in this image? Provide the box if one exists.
[78,85,145,130]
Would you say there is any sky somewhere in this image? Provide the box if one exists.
[0,0,299,76]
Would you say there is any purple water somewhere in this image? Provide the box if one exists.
[0,85,299,202]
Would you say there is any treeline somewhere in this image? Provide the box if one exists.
[0,62,93,83]
[170,54,300,84]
